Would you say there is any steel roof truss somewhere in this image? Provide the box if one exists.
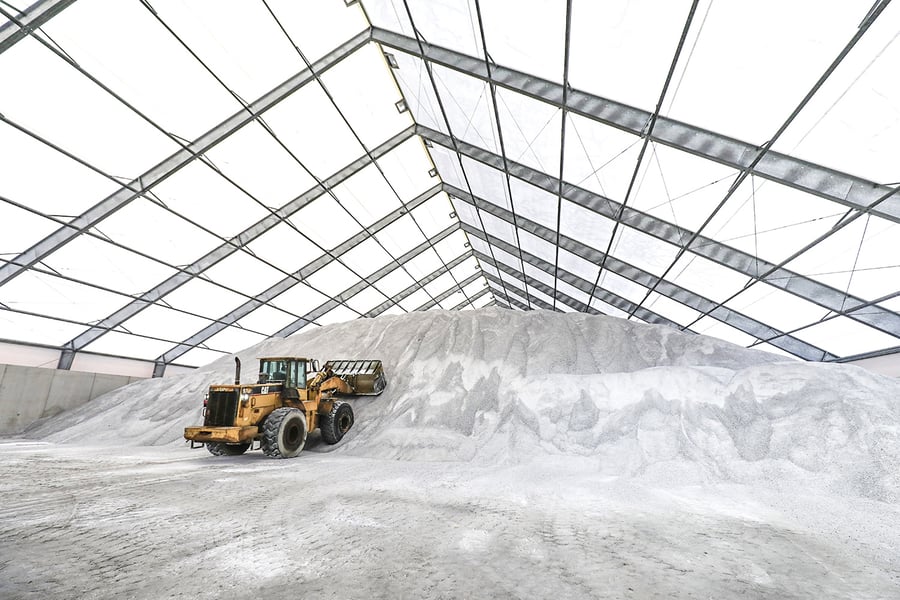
[372,27,900,224]
[0,29,370,289]
[0,0,76,54]
[56,126,418,368]
[420,126,900,339]
[451,184,836,361]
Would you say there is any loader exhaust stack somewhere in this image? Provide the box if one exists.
[234,357,241,385]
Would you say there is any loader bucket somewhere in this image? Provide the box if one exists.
[323,359,387,396]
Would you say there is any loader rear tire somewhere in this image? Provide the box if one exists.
[261,407,307,458]
[320,401,354,445]
[206,442,250,456]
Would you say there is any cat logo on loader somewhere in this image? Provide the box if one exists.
[184,356,386,458]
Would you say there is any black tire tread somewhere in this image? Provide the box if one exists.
[320,400,354,445]
[261,407,306,458]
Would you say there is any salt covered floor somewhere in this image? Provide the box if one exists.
[4,310,900,598]
[2,439,898,599]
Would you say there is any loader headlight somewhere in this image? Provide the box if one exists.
[240,392,250,402]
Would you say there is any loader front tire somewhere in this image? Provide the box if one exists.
[320,401,354,445]
[261,407,307,458]
[206,442,250,456]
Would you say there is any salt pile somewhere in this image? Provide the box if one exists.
[26,308,900,500]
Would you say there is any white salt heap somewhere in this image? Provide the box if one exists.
[28,308,900,500]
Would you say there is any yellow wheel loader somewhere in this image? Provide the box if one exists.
[184,357,386,458]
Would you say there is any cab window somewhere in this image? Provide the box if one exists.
[259,360,287,383]
[288,360,306,388]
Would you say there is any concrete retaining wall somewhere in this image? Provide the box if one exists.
[0,364,142,435]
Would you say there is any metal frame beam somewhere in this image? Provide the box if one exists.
[469,0,533,309]
[265,9,469,314]
[391,2,518,311]
[482,279,528,311]
[0,29,370,289]
[451,286,490,311]
[151,181,439,367]
[415,271,481,311]
[469,237,681,329]
[482,272,553,313]
[0,0,75,54]
[449,184,836,361]
[273,222,463,338]
[478,264,660,325]
[420,125,900,338]
[57,126,417,367]
[266,227,463,344]
[367,251,475,318]
[152,235,473,377]
[372,27,900,224]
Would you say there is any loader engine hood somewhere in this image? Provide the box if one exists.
[205,383,283,426]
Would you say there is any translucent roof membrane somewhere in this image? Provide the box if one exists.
[391,50,450,134]
[0,203,60,256]
[178,347,228,368]
[150,160,272,240]
[376,215,429,256]
[83,332,181,362]
[705,177,847,266]
[40,236,176,296]
[0,37,180,178]
[628,143,740,233]
[376,137,440,201]
[0,122,120,217]
[333,164,404,227]
[269,283,330,317]
[39,0,240,140]
[304,261,362,298]
[563,113,642,202]
[261,81,366,180]
[202,251,287,296]
[202,121,318,207]
[265,0,369,64]
[118,306,213,343]
[0,271,130,324]
[315,305,358,327]
[399,288,431,312]
[0,0,897,375]
[163,279,247,322]
[147,0,302,103]
[0,311,89,347]
[204,328,267,356]
[569,0,690,111]
[345,286,391,315]
[432,64,500,153]
[244,221,324,274]
[341,238,395,278]
[661,0,865,142]
[774,5,900,184]
[785,216,900,303]
[291,195,364,249]
[321,44,414,148]
[494,87,561,175]
[234,305,298,336]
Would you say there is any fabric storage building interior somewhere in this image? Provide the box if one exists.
[1,1,899,599]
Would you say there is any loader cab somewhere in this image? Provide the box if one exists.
[258,358,307,389]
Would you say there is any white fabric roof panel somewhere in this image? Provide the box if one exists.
[0,0,897,374]
[0,122,121,217]
[0,203,64,257]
